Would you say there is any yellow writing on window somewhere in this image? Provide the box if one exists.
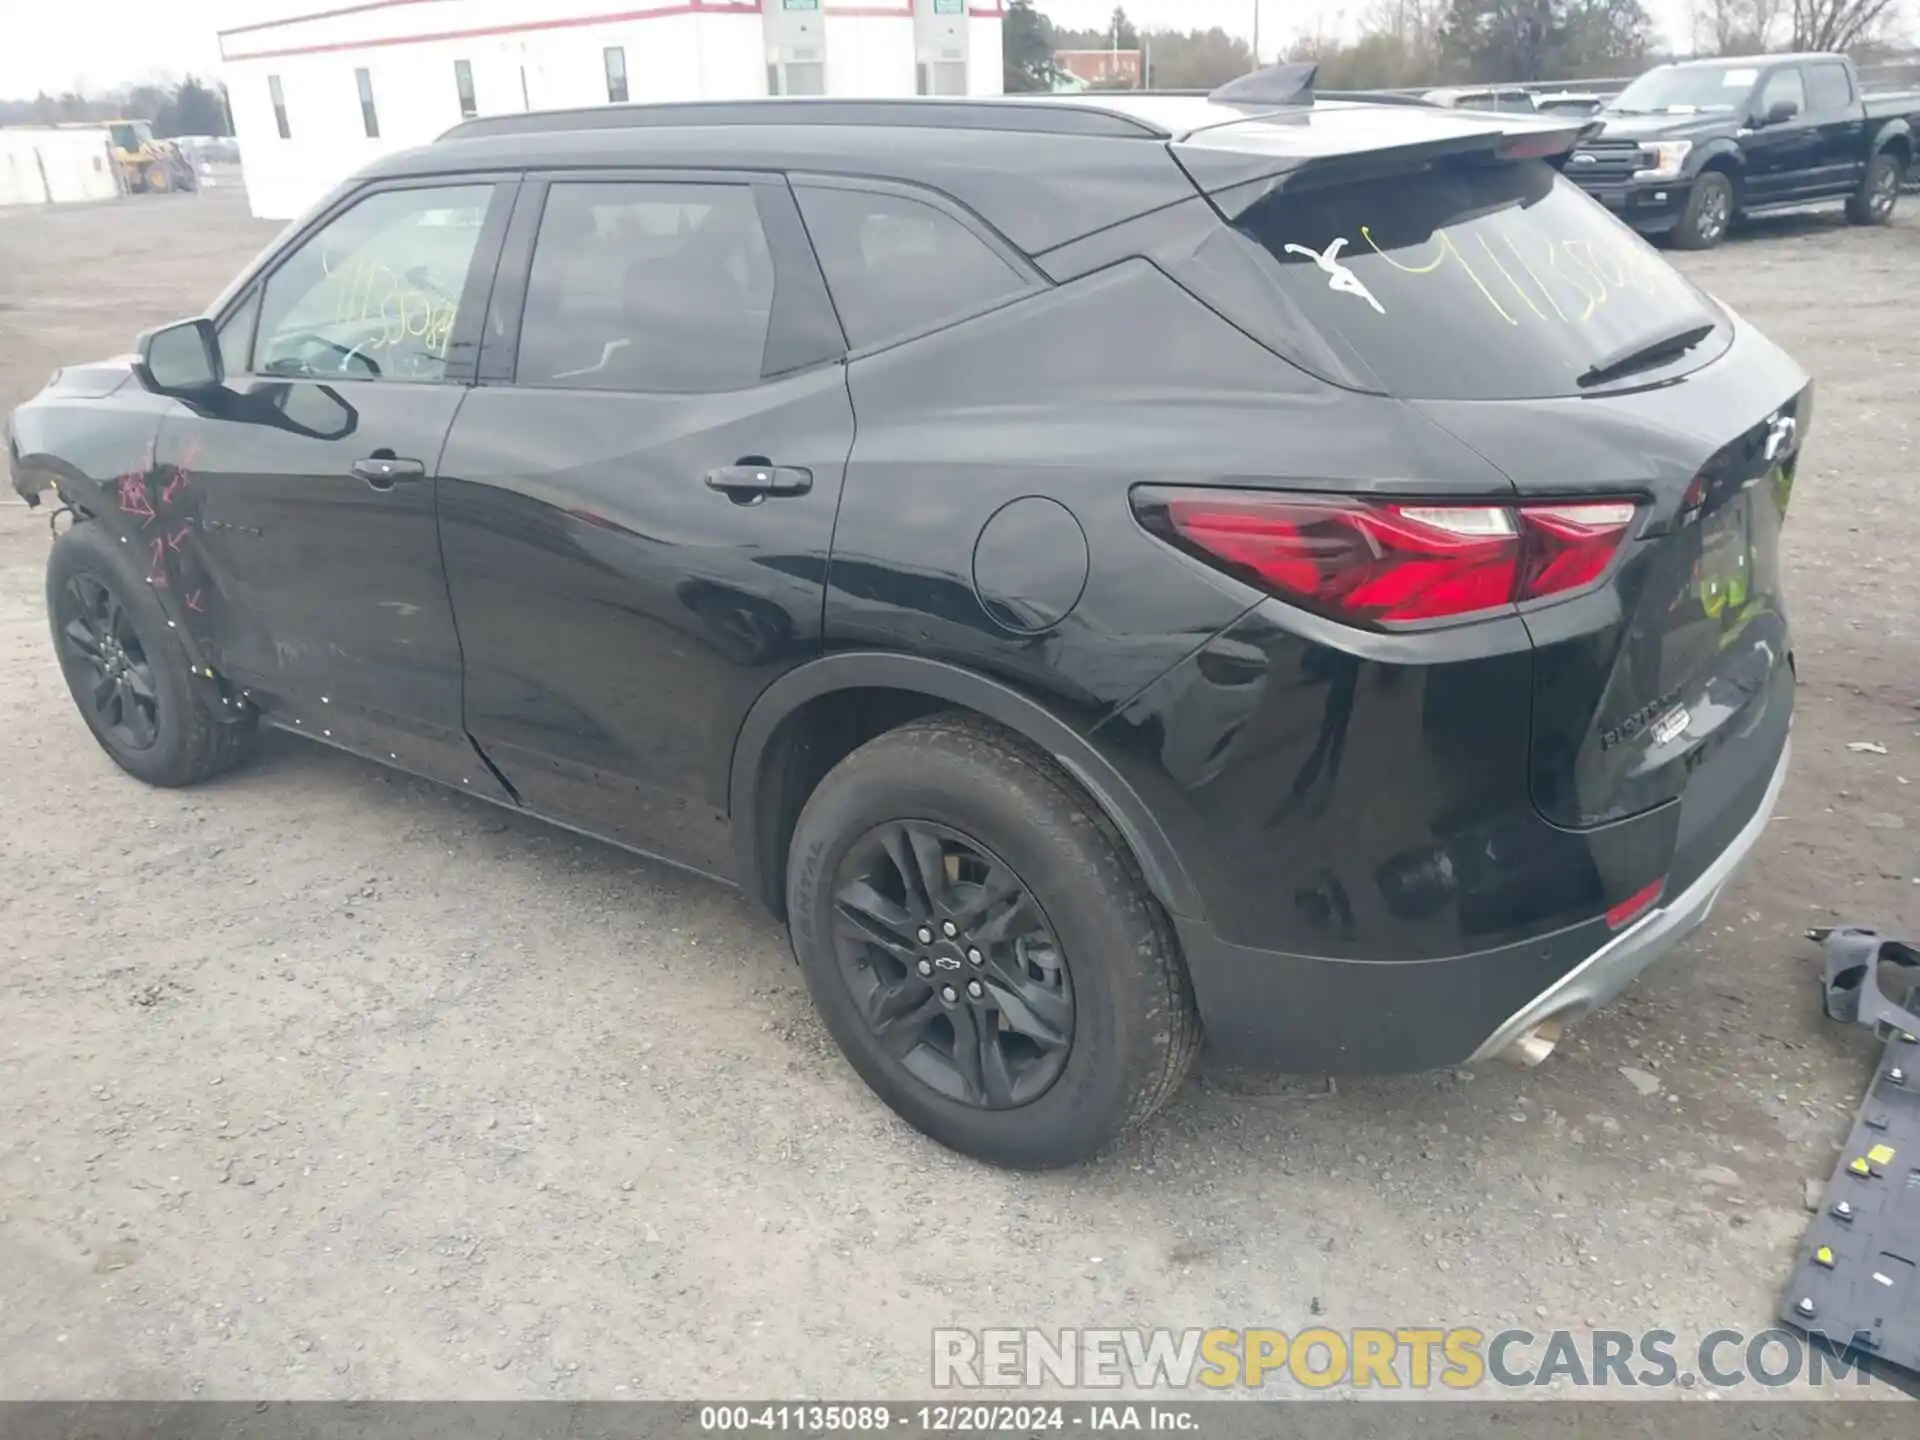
[320,253,459,360]
[1356,221,1681,330]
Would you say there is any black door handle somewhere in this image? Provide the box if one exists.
[704,462,812,500]
[351,456,426,490]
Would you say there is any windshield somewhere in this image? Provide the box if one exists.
[1233,162,1724,401]
[1609,65,1755,114]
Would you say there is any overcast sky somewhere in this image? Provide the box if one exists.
[0,0,1759,101]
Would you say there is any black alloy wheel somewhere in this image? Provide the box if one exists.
[60,574,162,751]
[1847,152,1904,225]
[1693,179,1730,245]
[831,820,1074,1109]
[46,521,258,787]
[1869,156,1900,219]
[1673,171,1734,250]
[786,715,1201,1168]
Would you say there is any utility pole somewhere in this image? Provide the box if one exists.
[1253,0,1261,66]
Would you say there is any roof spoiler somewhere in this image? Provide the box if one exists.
[1208,62,1318,108]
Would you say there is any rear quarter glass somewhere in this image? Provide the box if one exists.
[1232,163,1729,400]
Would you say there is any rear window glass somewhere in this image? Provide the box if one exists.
[1233,163,1723,401]
[1806,62,1853,112]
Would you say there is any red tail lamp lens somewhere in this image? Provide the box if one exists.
[1145,492,1637,626]
[1518,502,1639,598]
[1606,877,1666,931]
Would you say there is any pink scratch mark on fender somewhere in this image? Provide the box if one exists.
[146,537,168,588]
[185,590,205,613]
[160,440,203,507]
[166,525,191,553]
[117,472,156,525]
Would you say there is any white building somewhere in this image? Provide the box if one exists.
[218,0,1008,220]
[0,129,122,207]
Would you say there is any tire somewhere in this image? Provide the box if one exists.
[785,714,1201,1170]
[1847,150,1903,226]
[46,521,256,787]
[1672,171,1735,250]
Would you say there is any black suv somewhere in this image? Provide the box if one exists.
[8,69,1802,1168]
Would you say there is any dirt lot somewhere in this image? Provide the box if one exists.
[1,188,1917,1401]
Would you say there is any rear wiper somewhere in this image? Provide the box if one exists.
[1576,321,1715,388]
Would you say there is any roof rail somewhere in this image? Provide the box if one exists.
[1208,61,1317,108]
[439,97,1167,144]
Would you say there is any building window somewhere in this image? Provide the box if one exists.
[769,59,827,96]
[916,61,968,96]
[604,47,628,104]
[356,67,380,138]
[454,59,477,119]
[268,75,290,139]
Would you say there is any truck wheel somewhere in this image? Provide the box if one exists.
[1673,172,1734,249]
[47,521,257,788]
[1847,151,1903,225]
[784,715,1201,1169]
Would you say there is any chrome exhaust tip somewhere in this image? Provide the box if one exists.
[1502,1016,1565,1068]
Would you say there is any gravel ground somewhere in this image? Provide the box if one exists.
[1,188,1917,1402]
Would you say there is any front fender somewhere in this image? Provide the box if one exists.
[1687,137,1746,181]
[8,386,167,513]
[727,651,1204,924]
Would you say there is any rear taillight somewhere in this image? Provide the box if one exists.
[1136,490,1638,626]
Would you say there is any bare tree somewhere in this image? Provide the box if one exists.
[1691,0,1787,51]
[1791,0,1904,49]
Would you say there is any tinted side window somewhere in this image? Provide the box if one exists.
[1759,66,1807,116]
[1805,62,1854,112]
[795,185,1028,350]
[253,184,495,383]
[515,182,775,393]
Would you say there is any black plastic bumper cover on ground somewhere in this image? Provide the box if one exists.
[1778,928,1920,1389]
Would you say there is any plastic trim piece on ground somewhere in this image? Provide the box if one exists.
[1777,927,1920,1395]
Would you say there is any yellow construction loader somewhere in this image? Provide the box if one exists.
[68,120,199,194]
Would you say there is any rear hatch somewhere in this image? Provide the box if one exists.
[1168,118,1803,833]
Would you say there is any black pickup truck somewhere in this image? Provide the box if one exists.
[1566,51,1920,248]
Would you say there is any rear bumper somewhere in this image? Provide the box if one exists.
[1174,739,1789,1075]
[1469,737,1788,1063]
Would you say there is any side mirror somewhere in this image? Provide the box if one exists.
[1763,99,1800,126]
[254,382,358,442]
[134,318,223,397]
